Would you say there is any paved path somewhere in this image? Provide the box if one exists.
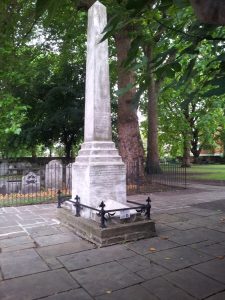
[0,184,225,299]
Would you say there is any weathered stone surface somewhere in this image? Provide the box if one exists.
[192,259,225,284]
[95,285,158,300]
[45,160,63,190]
[142,277,196,300]
[72,1,126,216]
[71,261,143,296]
[34,233,79,247]
[58,244,134,271]
[165,268,225,299]
[0,248,49,279]
[36,240,94,260]
[66,163,72,190]
[41,288,93,300]
[0,235,33,249]
[126,236,179,255]
[0,269,79,300]
[148,245,212,271]
[164,227,225,245]
[21,171,40,194]
[58,207,156,246]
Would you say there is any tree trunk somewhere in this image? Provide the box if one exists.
[191,128,201,163]
[190,0,225,25]
[182,136,191,167]
[144,45,161,174]
[114,30,145,174]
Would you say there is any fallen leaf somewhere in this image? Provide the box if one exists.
[106,290,112,294]
[217,256,225,260]
[164,257,171,260]
[149,247,157,252]
[160,236,169,240]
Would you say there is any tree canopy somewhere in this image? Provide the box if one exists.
[1,0,225,164]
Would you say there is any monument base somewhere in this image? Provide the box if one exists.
[72,141,127,219]
[57,206,156,247]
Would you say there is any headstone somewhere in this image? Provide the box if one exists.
[72,1,126,218]
[66,163,72,191]
[45,160,63,190]
[0,162,8,176]
[21,171,40,194]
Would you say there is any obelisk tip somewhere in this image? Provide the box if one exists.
[91,1,105,8]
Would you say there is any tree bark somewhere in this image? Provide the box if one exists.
[190,0,225,25]
[182,136,191,167]
[144,45,161,174]
[114,30,145,172]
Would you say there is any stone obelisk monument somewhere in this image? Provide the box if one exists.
[72,1,126,218]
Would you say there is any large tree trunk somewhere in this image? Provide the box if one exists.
[191,128,201,163]
[114,30,145,173]
[144,45,161,174]
[190,0,225,25]
[182,136,191,167]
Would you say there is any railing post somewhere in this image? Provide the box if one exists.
[57,190,62,208]
[99,201,107,228]
[74,195,81,217]
[145,196,151,220]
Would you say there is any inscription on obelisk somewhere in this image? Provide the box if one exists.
[72,1,126,218]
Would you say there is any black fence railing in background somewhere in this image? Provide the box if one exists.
[0,159,186,207]
[0,161,72,207]
[126,160,187,195]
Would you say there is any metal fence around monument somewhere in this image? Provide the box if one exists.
[0,159,186,207]
[126,160,187,195]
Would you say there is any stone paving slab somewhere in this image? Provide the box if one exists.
[58,245,135,271]
[40,288,93,300]
[0,248,49,279]
[1,242,36,253]
[164,227,225,245]
[0,235,33,248]
[148,245,213,271]
[142,277,196,300]
[192,259,225,284]
[0,269,79,300]
[37,241,94,260]
[34,233,80,247]
[164,268,225,299]
[71,261,143,297]
[95,284,158,300]
[125,236,180,255]
[206,291,225,300]
[195,243,225,257]
[25,225,63,237]
[116,254,169,279]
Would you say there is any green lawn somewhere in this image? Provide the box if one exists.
[186,164,225,181]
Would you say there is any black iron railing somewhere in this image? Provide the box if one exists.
[57,191,152,228]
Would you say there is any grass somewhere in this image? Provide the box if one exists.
[186,164,225,181]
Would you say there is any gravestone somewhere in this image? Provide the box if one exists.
[72,1,126,218]
[66,163,72,191]
[22,172,40,194]
[0,162,8,176]
[45,160,63,190]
